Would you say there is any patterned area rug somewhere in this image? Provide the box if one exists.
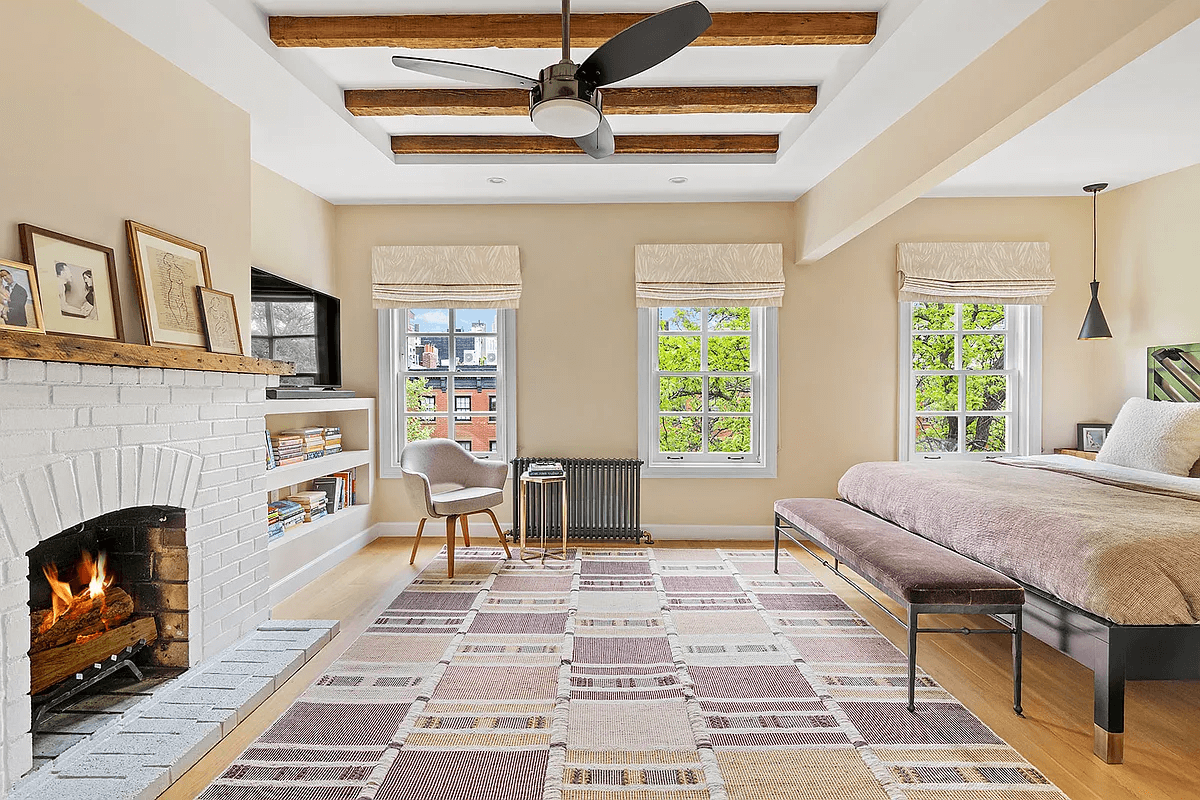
[201,547,1067,800]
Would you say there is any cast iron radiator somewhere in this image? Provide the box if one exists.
[510,458,648,543]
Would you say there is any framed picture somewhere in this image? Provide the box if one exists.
[1077,423,1112,452]
[126,220,212,348]
[197,287,243,355]
[18,224,124,342]
[0,259,46,334]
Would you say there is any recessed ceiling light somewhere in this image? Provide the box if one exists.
[487,176,507,184]
[668,176,688,184]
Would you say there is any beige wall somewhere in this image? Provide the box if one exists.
[251,164,337,296]
[1094,163,1200,417]
[0,0,252,348]
[335,196,1100,528]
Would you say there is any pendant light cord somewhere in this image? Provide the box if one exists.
[562,0,570,61]
[1092,188,1098,283]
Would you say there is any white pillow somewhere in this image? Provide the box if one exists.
[1096,397,1200,476]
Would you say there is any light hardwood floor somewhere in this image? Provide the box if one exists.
[161,537,1200,800]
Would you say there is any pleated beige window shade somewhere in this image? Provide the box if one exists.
[897,242,1055,305]
[635,243,785,308]
[372,245,522,309]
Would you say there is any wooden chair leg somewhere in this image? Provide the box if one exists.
[484,508,512,558]
[460,514,471,547]
[409,517,427,565]
[445,515,457,578]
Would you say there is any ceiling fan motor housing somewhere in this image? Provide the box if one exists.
[529,61,604,137]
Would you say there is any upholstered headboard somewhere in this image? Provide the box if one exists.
[1148,343,1200,402]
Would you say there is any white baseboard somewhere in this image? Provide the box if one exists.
[373,521,772,542]
[269,525,379,606]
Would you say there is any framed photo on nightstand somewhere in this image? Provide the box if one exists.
[1077,423,1112,453]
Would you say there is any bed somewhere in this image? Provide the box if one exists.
[836,343,1200,763]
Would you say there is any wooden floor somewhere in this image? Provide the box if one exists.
[161,537,1200,800]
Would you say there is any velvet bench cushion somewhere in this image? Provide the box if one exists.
[774,498,1024,607]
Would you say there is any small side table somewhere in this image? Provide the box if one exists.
[1053,448,1098,461]
[519,472,568,562]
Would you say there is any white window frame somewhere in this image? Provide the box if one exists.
[638,306,778,479]
[898,302,1041,462]
[378,308,517,479]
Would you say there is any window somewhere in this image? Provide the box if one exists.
[456,440,472,451]
[899,302,1041,461]
[251,301,318,379]
[379,308,516,477]
[638,306,777,478]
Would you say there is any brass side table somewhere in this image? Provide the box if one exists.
[518,471,568,562]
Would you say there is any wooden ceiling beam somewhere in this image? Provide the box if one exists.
[390,134,779,156]
[271,12,876,49]
[348,86,817,116]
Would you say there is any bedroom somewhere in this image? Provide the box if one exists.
[1,0,1199,798]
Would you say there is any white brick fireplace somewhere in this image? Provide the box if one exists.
[0,358,276,788]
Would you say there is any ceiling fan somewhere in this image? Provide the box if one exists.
[392,1,713,159]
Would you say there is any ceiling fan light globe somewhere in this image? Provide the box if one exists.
[531,97,601,138]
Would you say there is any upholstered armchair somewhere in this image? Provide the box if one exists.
[400,439,512,577]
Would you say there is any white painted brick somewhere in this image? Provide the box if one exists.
[54,426,118,453]
[8,732,32,777]
[119,447,140,509]
[184,369,207,386]
[97,447,120,515]
[237,493,263,513]
[120,385,171,404]
[247,387,267,403]
[120,424,172,446]
[203,372,224,387]
[3,611,30,665]
[45,362,81,383]
[0,517,13,561]
[240,549,269,574]
[212,419,248,436]
[75,407,90,425]
[213,388,247,404]
[0,384,50,407]
[156,405,200,423]
[48,460,82,531]
[199,436,238,455]
[221,602,257,633]
[80,364,112,383]
[203,531,239,555]
[171,421,212,442]
[200,404,239,421]
[137,447,160,506]
[164,368,186,385]
[139,367,164,384]
[0,358,5,380]
[236,404,265,419]
[199,466,239,490]
[183,455,204,508]
[202,499,239,524]
[220,509,258,534]
[73,453,102,522]
[219,449,256,468]
[241,582,268,607]
[237,463,262,482]
[220,542,254,569]
[92,404,149,426]
[0,407,74,432]
[52,385,118,405]
[20,468,59,543]
[6,360,45,383]
[191,487,218,509]
[202,454,221,472]
[254,594,271,613]
[171,387,213,405]
[3,431,51,457]
[205,595,241,624]
[201,554,221,576]
[267,374,281,387]
[111,365,140,384]
[153,449,176,505]
[220,571,256,601]
[167,455,193,507]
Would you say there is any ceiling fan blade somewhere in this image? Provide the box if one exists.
[576,1,712,88]
[575,115,615,159]
[391,55,538,90]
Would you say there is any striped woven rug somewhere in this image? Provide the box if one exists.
[201,547,1067,800]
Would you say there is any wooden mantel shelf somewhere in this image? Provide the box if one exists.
[0,331,294,375]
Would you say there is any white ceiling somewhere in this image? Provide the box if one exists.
[931,18,1200,198]
[82,0,1059,204]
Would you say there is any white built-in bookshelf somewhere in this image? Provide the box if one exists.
[261,396,375,604]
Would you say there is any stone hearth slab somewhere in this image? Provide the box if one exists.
[10,618,339,800]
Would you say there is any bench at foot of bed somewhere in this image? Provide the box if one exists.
[773,498,1026,716]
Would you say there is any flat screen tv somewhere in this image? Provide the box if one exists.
[250,267,342,388]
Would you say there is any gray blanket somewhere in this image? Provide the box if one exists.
[837,459,1200,625]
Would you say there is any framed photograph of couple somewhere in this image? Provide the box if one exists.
[126,220,212,349]
[0,259,45,334]
[18,224,123,341]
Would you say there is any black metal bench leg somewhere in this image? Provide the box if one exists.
[907,606,919,712]
[773,514,780,574]
[1013,608,1023,716]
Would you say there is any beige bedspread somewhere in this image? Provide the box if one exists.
[837,457,1200,624]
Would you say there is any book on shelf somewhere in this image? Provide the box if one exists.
[312,475,344,513]
[268,499,305,532]
[527,461,565,477]
[264,430,277,470]
[330,468,358,506]
[287,490,328,522]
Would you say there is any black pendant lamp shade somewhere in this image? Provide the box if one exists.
[1078,182,1112,340]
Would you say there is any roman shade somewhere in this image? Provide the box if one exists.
[372,245,522,309]
[635,243,785,308]
[897,242,1054,305]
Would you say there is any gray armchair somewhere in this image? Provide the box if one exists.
[400,439,512,577]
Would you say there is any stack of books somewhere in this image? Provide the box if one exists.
[287,490,328,523]
[312,474,345,513]
[278,427,328,461]
[270,432,305,467]
[268,499,304,539]
[527,461,565,477]
[323,427,342,456]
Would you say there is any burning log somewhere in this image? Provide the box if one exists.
[30,616,157,695]
[29,586,134,654]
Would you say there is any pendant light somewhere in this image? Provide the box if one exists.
[1078,182,1112,340]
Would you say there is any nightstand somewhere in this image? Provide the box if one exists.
[1053,448,1098,461]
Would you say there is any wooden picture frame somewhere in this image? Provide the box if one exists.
[0,258,46,334]
[18,223,124,342]
[197,287,243,355]
[126,220,212,349]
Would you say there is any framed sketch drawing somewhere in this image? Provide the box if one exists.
[197,287,243,355]
[0,259,46,334]
[19,224,124,342]
[126,220,212,348]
